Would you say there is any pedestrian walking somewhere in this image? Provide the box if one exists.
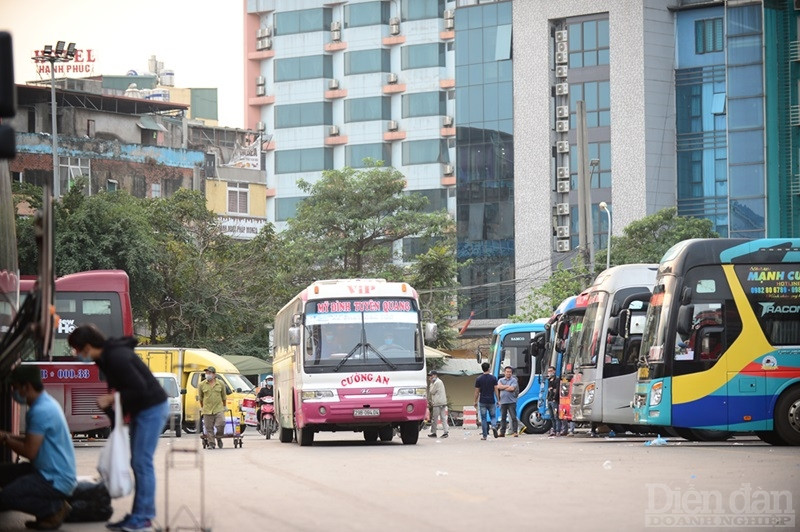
[198,367,227,449]
[68,323,168,532]
[474,362,499,440]
[427,370,449,439]
[497,366,519,437]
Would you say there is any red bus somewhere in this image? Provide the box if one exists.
[20,270,133,437]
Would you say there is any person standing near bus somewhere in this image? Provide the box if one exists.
[427,370,449,439]
[497,366,519,437]
[0,365,77,530]
[474,362,500,440]
[68,323,168,532]
[546,366,561,437]
[198,367,227,449]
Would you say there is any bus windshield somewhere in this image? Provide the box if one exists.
[574,291,609,367]
[302,298,422,373]
[561,319,583,372]
[639,278,676,364]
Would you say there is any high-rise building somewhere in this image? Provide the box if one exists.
[243,0,457,244]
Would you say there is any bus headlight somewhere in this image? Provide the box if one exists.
[301,389,335,402]
[394,387,427,398]
[649,382,663,406]
[583,383,595,405]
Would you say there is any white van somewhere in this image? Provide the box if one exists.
[153,372,182,437]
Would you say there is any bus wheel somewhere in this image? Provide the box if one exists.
[774,386,800,446]
[672,428,698,441]
[756,431,787,446]
[521,404,551,434]
[364,429,379,442]
[400,421,419,444]
[298,425,314,446]
[378,425,394,442]
[279,425,293,443]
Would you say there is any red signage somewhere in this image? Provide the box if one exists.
[32,48,96,75]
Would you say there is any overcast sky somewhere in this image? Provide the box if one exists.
[0,0,245,128]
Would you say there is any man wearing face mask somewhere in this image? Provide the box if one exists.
[0,365,77,530]
[67,323,168,532]
[198,367,227,449]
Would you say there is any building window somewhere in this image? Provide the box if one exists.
[569,142,611,189]
[276,197,305,222]
[228,182,249,214]
[401,139,449,165]
[402,91,446,118]
[59,156,91,194]
[344,49,391,75]
[151,183,161,198]
[274,8,331,36]
[275,55,333,82]
[695,18,723,54]
[345,1,389,28]
[569,81,610,128]
[275,148,333,174]
[345,143,392,168]
[344,97,391,123]
[568,19,609,68]
[401,43,446,70]
[106,179,118,192]
[401,0,443,21]
[275,102,333,128]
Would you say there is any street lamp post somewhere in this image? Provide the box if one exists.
[599,201,611,271]
[32,41,76,200]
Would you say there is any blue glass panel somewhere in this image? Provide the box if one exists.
[583,51,597,67]
[481,2,497,27]
[569,52,582,68]
[728,164,764,197]
[727,35,762,66]
[598,19,609,47]
[468,64,483,86]
[493,25,511,62]
[345,1,388,28]
[728,97,763,129]
[456,65,469,86]
[467,29,483,65]
[583,21,597,49]
[483,83,498,121]
[498,82,512,120]
[497,1,511,25]
[727,65,762,98]
[729,198,765,237]
[728,130,764,165]
[585,82,598,110]
[727,5,761,36]
[599,81,610,109]
[483,62,498,83]
[598,49,609,65]
[568,23,582,51]
[599,111,610,127]
[497,60,512,82]
[468,85,484,122]
[456,87,470,123]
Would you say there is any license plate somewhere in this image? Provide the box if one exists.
[353,408,380,417]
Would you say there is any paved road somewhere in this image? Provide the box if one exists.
[1,427,798,531]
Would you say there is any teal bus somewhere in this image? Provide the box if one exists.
[632,239,800,445]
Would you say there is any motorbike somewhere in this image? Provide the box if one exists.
[257,395,279,439]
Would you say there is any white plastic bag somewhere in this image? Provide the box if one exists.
[97,392,133,498]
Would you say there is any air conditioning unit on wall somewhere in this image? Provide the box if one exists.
[555,30,568,43]
[556,240,571,252]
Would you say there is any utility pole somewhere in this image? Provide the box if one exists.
[575,100,594,273]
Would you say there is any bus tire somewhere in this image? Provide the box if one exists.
[378,425,394,442]
[521,404,551,434]
[774,386,800,446]
[364,429,379,442]
[756,431,787,446]
[298,425,314,446]
[400,421,419,444]
[279,425,293,443]
[689,429,732,442]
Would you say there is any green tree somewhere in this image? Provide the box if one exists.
[283,163,452,281]
[602,207,718,267]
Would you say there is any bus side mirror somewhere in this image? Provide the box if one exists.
[617,309,631,338]
[288,326,301,346]
[676,304,694,337]
[424,322,438,342]
[291,313,302,327]
[607,316,620,336]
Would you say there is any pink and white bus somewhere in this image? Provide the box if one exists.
[273,279,437,446]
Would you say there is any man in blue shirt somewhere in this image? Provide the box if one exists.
[497,366,520,437]
[473,362,499,440]
[0,364,77,530]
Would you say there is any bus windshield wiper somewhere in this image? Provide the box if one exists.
[333,312,397,371]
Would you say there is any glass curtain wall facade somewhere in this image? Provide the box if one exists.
[675,3,767,238]
[455,1,514,320]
